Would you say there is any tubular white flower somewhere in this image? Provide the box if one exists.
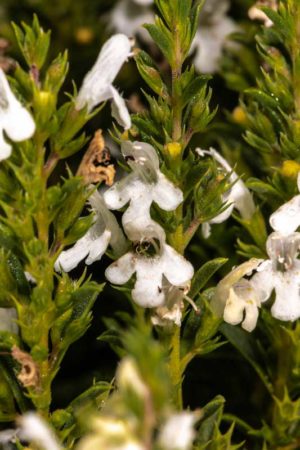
[76,34,133,129]
[211,259,263,332]
[191,0,237,73]
[223,280,260,332]
[0,308,18,334]
[269,173,300,235]
[251,232,300,322]
[105,242,194,308]
[18,412,61,450]
[110,0,154,43]
[55,190,127,272]
[77,417,143,450]
[104,141,183,243]
[151,280,190,327]
[0,69,35,160]
[197,148,255,237]
[158,412,198,450]
[248,1,277,28]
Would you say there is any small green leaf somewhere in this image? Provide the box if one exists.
[135,51,169,100]
[190,258,228,299]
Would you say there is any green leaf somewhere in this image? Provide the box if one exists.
[12,15,51,69]
[181,75,210,108]
[190,258,228,299]
[197,395,225,445]
[44,50,69,95]
[135,51,169,99]
[144,20,174,65]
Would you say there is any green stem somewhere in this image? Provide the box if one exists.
[167,13,185,410]
[169,326,182,409]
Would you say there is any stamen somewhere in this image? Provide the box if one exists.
[184,295,200,315]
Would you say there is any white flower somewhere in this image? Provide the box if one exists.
[0,307,18,334]
[18,412,61,450]
[105,241,194,308]
[55,190,127,272]
[251,232,300,322]
[248,1,277,28]
[76,34,133,129]
[110,0,154,43]
[151,281,191,327]
[197,148,255,238]
[211,259,263,332]
[0,428,18,447]
[77,417,144,450]
[104,141,183,243]
[158,412,198,450]
[0,69,35,160]
[269,173,300,236]
[117,357,149,399]
[191,0,237,73]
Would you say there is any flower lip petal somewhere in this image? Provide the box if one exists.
[152,172,183,211]
[269,195,300,235]
[162,245,194,286]
[105,252,136,285]
[0,69,35,152]
[4,106,36,142]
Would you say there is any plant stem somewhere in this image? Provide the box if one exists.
[169,326,183,409]
[168,12,185,410]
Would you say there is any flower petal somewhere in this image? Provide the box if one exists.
[110,86,131,129]
[105,252,136,285]
[271,261,300,321]
[104,174,134,210]
[250,261,274,303]
[269,195,300,235]
[0,69,35,145]
[0,131,12,161]
[158,412,197,450]
[162,245,194,286]
[55,229,111,272]
[18,413,60,450]
[122,140,160,183]
[152,173,183,211]
[89,190,127,256]
[191,16,236,73]
[132,259,165,307]
[110,0,154,43]
[134,0,153,4]
[4,105,35,142]
[76,34,132,111]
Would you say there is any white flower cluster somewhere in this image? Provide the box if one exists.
[213,173,300,331]
[110,0,237,73]
[56,140,194,325]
